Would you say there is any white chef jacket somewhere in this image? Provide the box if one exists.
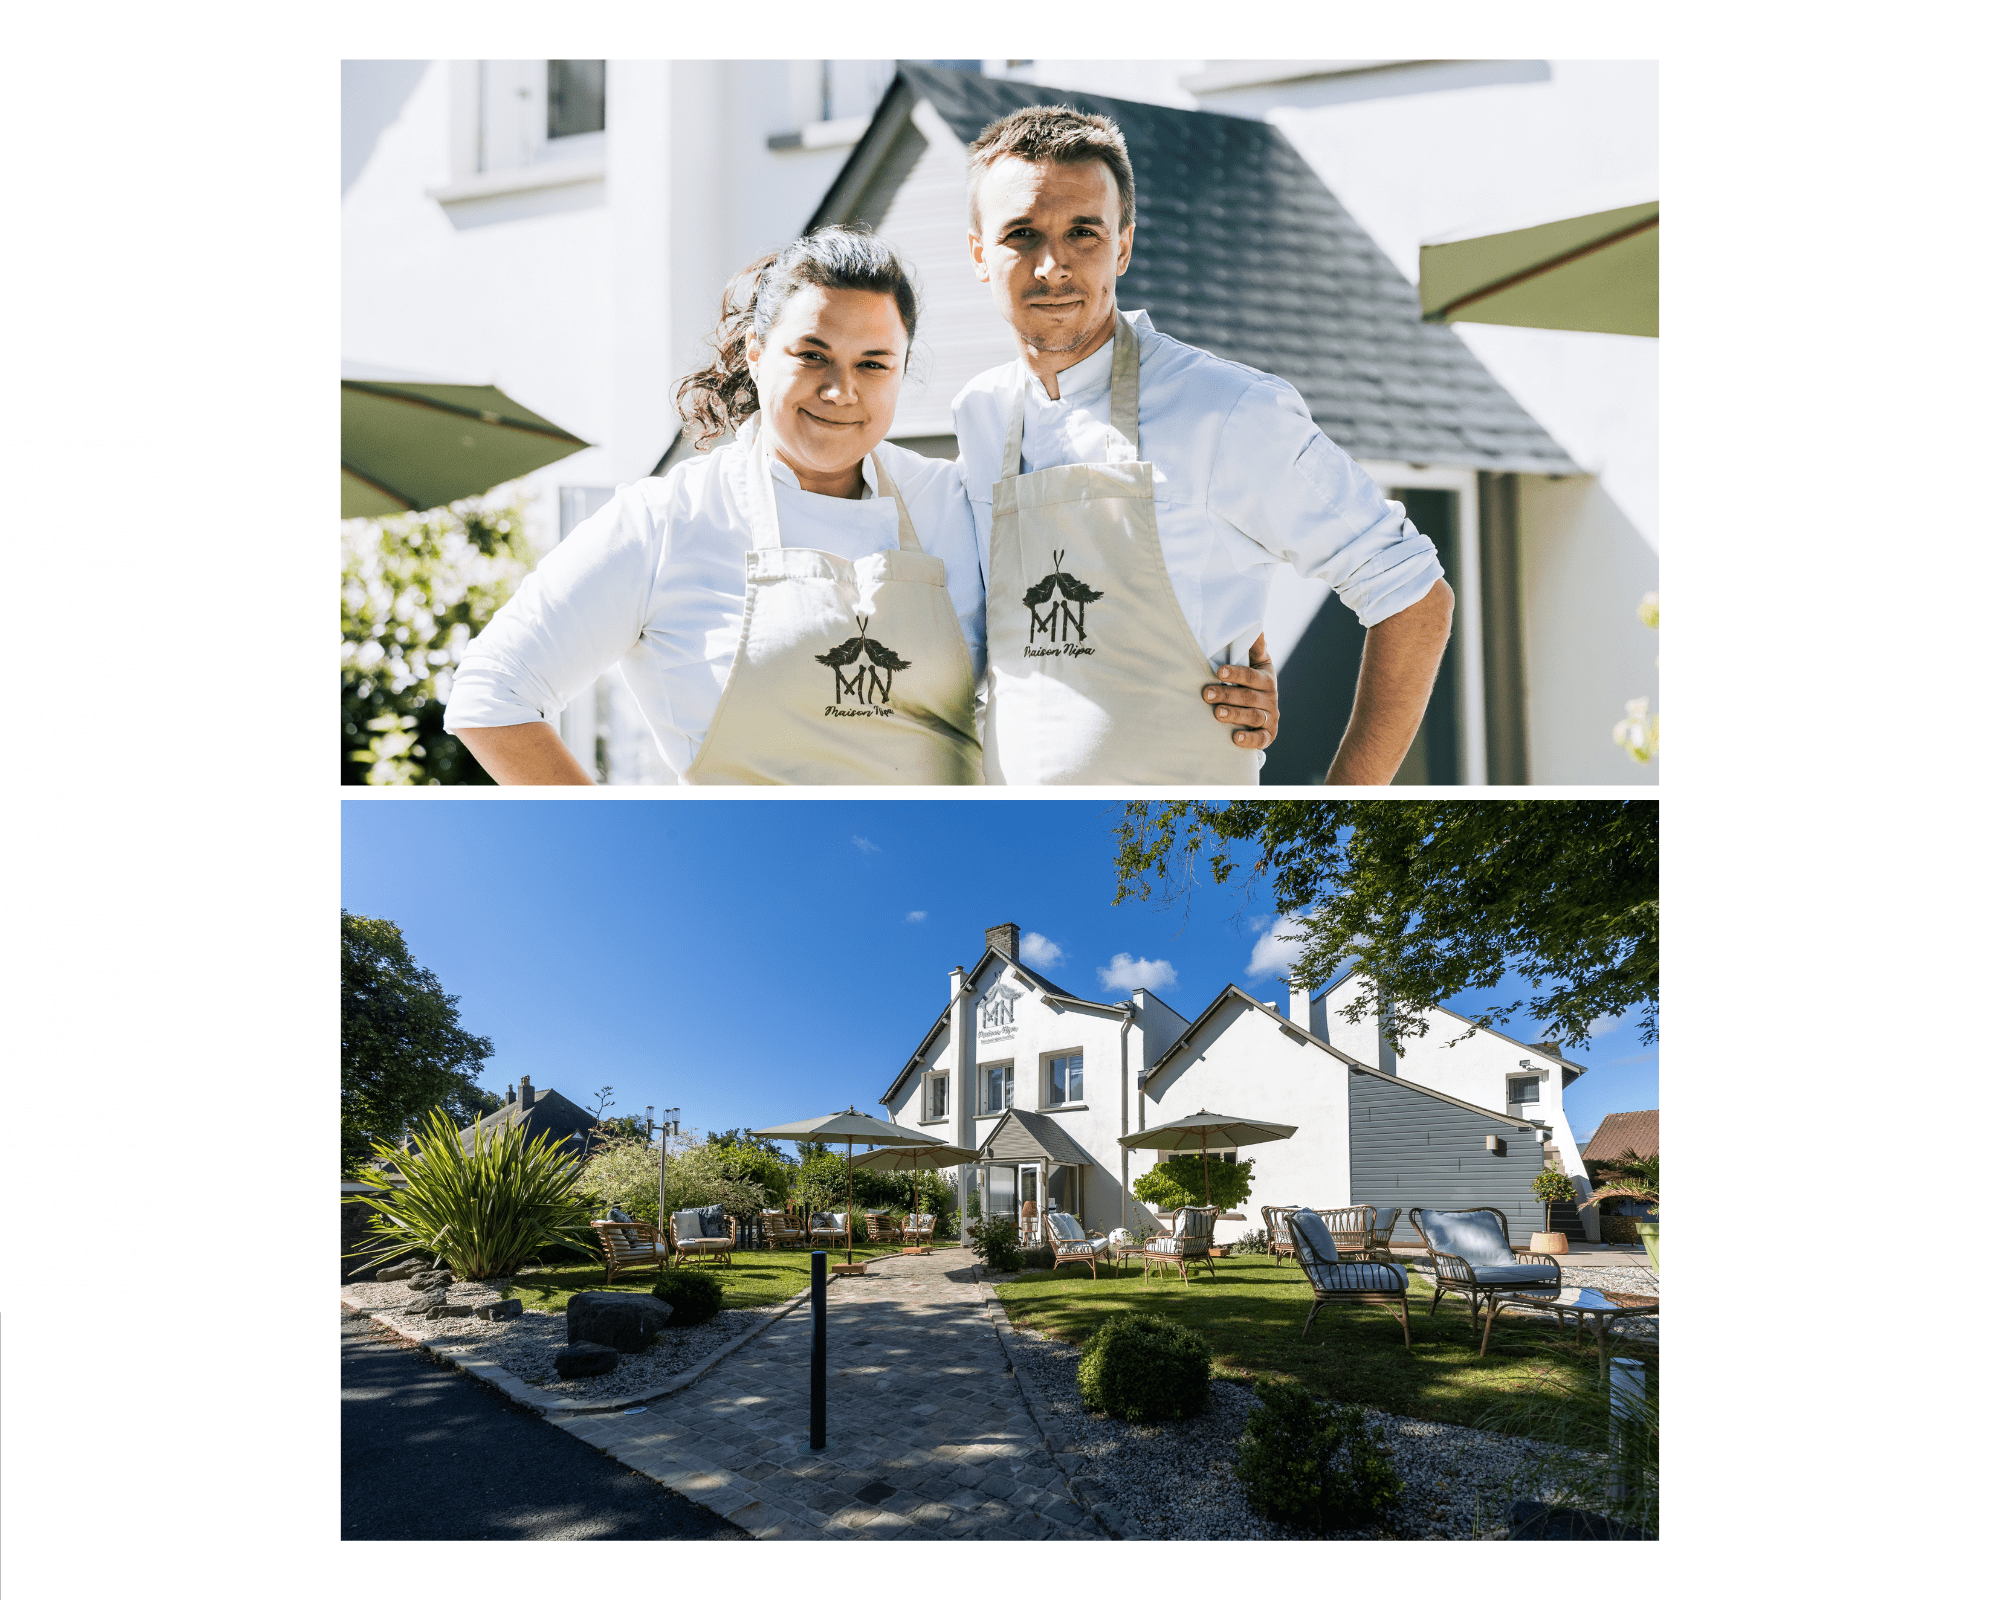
[443,417,987,781]
[952,309,1445,668]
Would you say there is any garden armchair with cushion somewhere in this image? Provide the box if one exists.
[1262,1205,1302,1266]
[1289,1208,1411,1347]
[591,1208,669,1283]
[1043,1211,1113,1279]
[808,1211,850,1251]
[760,1209,807,1249]
[1409,1206,1562,1355]
[1366,1207,1402,1263]
[1142,1205,1219,1285]
[902,1213,938,1248]
[668,1206,737,1268]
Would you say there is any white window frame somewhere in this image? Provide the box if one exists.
[921,1070,949,1124]
[1043,1049,1085,1108]
[979,1060,1014,1116]
[1506,1072,1543,1107]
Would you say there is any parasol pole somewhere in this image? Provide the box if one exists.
[846,1135,855,1265]
[1202,1126,1212,1207]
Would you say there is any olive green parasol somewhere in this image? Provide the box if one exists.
[1419,201,1658,338]
[753,1109,945,1267]
[1118,1109,1298,1208]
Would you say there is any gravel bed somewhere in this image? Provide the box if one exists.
[340,1277,779,1400]
[1010,1331,1586,1541]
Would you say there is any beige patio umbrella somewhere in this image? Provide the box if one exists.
[852,1143,980,1252]
[753,1108,945,1270]
[1419,201,1658,337]
[1118,1109,1298,1209]
[342,363,592,518]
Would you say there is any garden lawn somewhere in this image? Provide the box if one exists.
[991,1252,1655,1436]
[505,1244,944,1315]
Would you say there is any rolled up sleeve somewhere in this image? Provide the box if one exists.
[443,492,657,732]
[1211,384,1445,630]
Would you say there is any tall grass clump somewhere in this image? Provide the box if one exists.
[347,1107,598,1280]
[1471,1361,1659,1538]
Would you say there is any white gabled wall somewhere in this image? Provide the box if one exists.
[1145,999,1354,1244]
[867,101,1021,440]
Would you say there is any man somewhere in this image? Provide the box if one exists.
[955,106,1453,786]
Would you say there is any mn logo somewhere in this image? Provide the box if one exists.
[815,615,910,707]
[1023,550,1102,643]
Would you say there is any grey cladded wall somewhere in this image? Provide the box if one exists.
[1348,1069,1544,1243]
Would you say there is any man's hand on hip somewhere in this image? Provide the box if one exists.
[1202,633,1281,751]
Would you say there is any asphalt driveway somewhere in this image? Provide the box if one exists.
[342,1311,747,1541]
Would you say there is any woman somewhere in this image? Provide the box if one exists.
[446,227,1272,784]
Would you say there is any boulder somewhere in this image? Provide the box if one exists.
[407,1269,454,1293]
[565,1290,672,1354]
[407,1288,448,1318]
[555,1342,620,1379]
[472,1299,523,1323]
[374,1258,430,1282]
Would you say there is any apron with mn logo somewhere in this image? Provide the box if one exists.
[682,416,981,785]
[985,313,1260,785]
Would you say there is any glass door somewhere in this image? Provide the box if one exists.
[987,1164,1015,1227]
[1018,1165,1041,1239]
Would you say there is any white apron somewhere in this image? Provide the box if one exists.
[985,313,1261,785]
[681,419,981,785]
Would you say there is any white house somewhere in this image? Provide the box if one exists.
[879,923,1597,1249]
[344,59,1656,785]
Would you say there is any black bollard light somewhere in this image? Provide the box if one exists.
[809,1248,827,1451]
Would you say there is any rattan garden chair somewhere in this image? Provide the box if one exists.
[1043,1211,1114,1279]
[1409,1206,1562,1355]
[590,1215,670,1283]
[1262,1205,1302,1265]
[902,1213,937,1247]
[1141,1205,1219,1285]
[863,1211,902,1244]
[667,1208,737,1269]
[1367,1207,1402,1262]
[760,1209,806,1249]
[808,1210,851,1251]
[1289,1208,1411,1347]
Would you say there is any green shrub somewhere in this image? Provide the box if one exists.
[1132,1154,1256,1213]
[347,1107,597,1280]
[650,1268,724,1326]
[1234,1381,1404,1533]
[968,1215,1024,1273]
[1077,1311,1212,1423]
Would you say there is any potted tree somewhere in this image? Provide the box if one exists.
[1530,1168,1577,1256]
[1580,1149,1659,1272]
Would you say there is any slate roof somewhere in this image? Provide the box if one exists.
[1580,1108,1658,1165]
[822,65,1576,473]
[460,1088,596,1157]
[976,1107,1097,1168]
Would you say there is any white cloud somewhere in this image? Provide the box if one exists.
[852,836,881,854]
[1020,931,1064,967]
[906,910,926,922]
[1245,915,1309,980]
[1098,952,1178,992]
[1587,1007,1635,1039]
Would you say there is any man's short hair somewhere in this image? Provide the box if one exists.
[966,105,1136,233]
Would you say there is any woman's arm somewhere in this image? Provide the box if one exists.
[455,722,595,785]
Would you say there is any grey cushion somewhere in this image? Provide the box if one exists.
[1049,1212,1086,1242]
[606,1205,639,1247]
[672,1208,706,1241]
[1457,1262,1561,1286]
[1288,1208,1342,1264]
[810,1212,837,1231]
[1302,1259,1409,1294]
[1417,1209,1517,1268]
[696,1204,727,1239]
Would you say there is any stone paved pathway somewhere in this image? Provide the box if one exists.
[547,1250,1102,1540]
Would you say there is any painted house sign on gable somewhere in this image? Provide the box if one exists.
[979,982,1022,1044]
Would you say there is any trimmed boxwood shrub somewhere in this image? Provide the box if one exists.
[650,1268,724,1326]
[1234,1380,1403,1533]
[1076,1311,1211,1422]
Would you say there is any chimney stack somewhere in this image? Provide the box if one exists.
[949,964,965,1004]
[519,1074,533,1111]
[986,922,1020,961]
[504,1083,515,1106]
[1289,983,1311,1027]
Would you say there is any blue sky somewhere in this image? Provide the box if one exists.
[341,799,1657,1147]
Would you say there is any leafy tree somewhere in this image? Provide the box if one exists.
[1112,800,1657,1054]
[442,1081,503,1128]
[341,494,537,786]
[708,1128,791,1162]
[1132,1155,1256,1213]
[1531,1168,1577,1234]
[341,912,493,1176]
